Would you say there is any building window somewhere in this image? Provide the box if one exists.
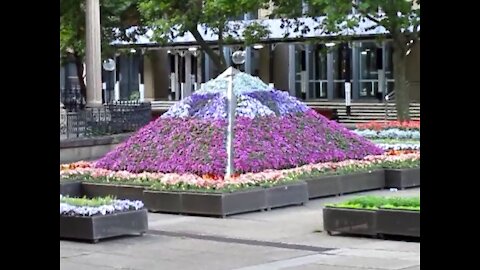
[385,41,395,94]
[357,42,379,98]
[311,44,328,98]
[355,41,395,98]
[332,43,352,99]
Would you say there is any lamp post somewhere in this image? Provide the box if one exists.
[225,50,246,179]
[102,58,116,103]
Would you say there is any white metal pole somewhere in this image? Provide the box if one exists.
[225,67,236,179]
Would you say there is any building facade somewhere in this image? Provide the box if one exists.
[60,2,420,106]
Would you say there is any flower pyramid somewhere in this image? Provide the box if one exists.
[95,67,383,176]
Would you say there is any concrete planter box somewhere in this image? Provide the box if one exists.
[266,181,308,210]
[60,209,148,243]
[323,207,377,236]
[60,133,132,163]
[143,190,183,213]
[305,175,341,199]
[384,168,420,189]
[339,170,385,195]
[60,181,83,197]
[82,183,145,201]
[377,209,420,237]
[181,188,267,218]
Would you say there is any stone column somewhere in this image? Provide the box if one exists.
[85,0,103,107]
[288,44,296,97]
[184,53,192,97]
[143,54,155,102]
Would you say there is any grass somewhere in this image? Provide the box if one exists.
[60,195,116,207]
[326,196,420,211]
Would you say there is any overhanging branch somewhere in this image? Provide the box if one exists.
[351,1,382,25]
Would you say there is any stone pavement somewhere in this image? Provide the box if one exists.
[61,188,420,270]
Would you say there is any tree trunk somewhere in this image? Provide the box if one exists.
[73,53,87,100]
[392,45,410,122]
[189,27,227,72]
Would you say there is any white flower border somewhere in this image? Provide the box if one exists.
[376,143,420,151]
[60,195,144,217]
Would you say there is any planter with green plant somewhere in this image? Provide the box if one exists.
[383,159,420,189]
[323,196,420,238]
[60,180,84,197]
[81,181,148,201]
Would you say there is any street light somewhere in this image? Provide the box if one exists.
[103,59,116,103]
[225,50,245,179]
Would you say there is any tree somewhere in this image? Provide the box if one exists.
[271,0,420,121]
[138,0,271,72]
[60,0,146,98]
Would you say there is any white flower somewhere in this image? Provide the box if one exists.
[60,198,144,217]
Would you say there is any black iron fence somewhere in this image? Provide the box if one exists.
[60,101,151,139]
[60,87,85,112]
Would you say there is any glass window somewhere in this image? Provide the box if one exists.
[358,42,379,97]
[384,41,395,94]
[332,43,352,98]
[312,44,328,98]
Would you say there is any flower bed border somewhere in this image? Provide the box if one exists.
[339,170,385,195]
[60,209,148,243]
[376,209,420,237]
[181,188,268,218]
[323,207,420,238]
[143,190,183,213]
[59,166,419,217]
[384,168,420,189]
[266,181,308,210]
[60,180,83,197]
[82,182,146,201]
[323,207,378,236]
[305,175,341,199]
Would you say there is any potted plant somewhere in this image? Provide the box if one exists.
[60,195,148,243]
[323,196,420,238]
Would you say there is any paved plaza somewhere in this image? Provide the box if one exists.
[60,188,420,270]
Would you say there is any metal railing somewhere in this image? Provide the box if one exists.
[60,87,85,112]
[60,101,151,140]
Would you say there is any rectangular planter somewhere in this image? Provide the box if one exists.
[305,175,341,199]
[266,181,308,209]
[377,209,420,237]
[339,170,385,195]
[82,183,145,201]
[143,190,183,213]
[385,168,420,189]
[181,188,267,218]
[60,209,148,243]
[323,207,377,236]
[60,181,84,197]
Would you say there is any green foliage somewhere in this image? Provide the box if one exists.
[138,0,271,69]
[60,195,116,207]
[148,181,261,193]
[129,91,140,100]
[274,0,421,39]
[326,195,420,211]
[271,0,420,121]
[382,158,419,169]
[60,0,147,64]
